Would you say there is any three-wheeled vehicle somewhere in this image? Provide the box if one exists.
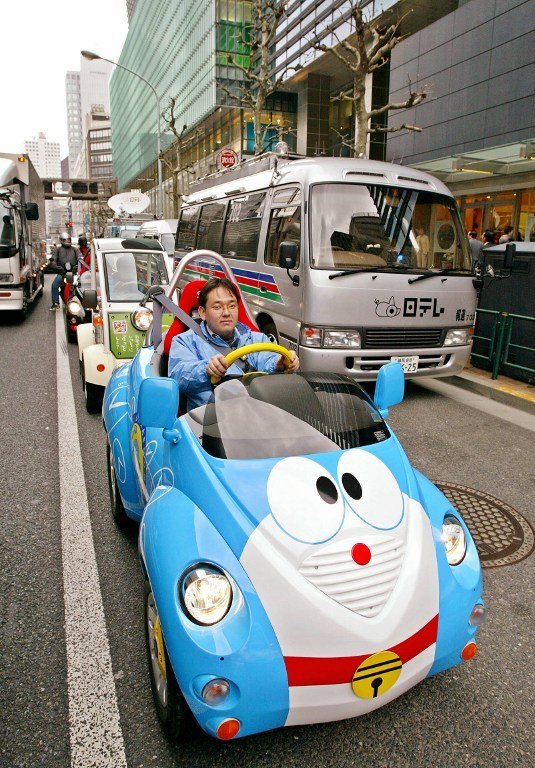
[102,250,485,742]
[77,237,172,412]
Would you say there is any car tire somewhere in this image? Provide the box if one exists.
[106,440,130,528]
[65,314,77,344]
[261,321,279,344]
[83,375,104,414]
[144,581,193,741]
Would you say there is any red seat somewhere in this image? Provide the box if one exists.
[162,279,258,356]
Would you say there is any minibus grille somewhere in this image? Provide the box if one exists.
[364,328,444,348]
[299,534,405,618]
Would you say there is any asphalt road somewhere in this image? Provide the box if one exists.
[1,277,533,768]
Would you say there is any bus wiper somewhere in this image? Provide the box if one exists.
[408,268,458,284]
[329,265,390,280]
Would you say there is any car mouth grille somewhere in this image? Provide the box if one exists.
[364,328,444,348]
[299,534,405,618]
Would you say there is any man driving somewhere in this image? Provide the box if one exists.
[168,277,299,410]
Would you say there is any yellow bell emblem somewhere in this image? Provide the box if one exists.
[352,650,402,699]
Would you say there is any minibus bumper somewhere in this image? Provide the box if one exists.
[297,344,472,381]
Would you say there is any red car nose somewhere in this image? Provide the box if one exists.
[351,542,372,566]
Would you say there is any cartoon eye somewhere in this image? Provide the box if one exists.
[337,449,403,530]
[267,457,344,544]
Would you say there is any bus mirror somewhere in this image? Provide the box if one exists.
[279,241,298,270]
[24,202,39,220]
[82,289,98,309]
[503,242,516,271]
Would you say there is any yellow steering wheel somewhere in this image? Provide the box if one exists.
[210,342,294,385]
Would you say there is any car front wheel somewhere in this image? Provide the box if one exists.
[145,581,191,741]
[83,372,104,413]
[106,440,129,528]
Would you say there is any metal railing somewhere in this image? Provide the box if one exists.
[472,308,535,380]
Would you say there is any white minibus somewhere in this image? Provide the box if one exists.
[174,154,475,380]
[136,218,177,259]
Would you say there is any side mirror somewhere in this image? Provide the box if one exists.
[138,377,179,429]
[374,361,404,418]
[278,240,298,270]
[503,241,516,271]
[24,202,39,221]
[82,289,98,309]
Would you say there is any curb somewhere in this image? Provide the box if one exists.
[443,374,535,415]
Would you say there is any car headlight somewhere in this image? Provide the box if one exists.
[444,328,471,346]
[300,326,361,348]
[442,514,467,565]
[180,566,232,625]
[131,307,153,331]
[67,299,83,316]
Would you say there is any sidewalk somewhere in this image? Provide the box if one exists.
[444,362,535,414]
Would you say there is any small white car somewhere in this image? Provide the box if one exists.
[77,237,173,412]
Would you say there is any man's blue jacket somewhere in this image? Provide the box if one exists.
[168,320,279,410]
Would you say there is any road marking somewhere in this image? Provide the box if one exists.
[56,310,128,767]
[414,378,535,433]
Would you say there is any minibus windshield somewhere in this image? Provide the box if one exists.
[104,250,169,301]
[310,183,471,273]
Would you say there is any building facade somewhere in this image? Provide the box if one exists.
[65,71,82,177]
[24,133,62,237]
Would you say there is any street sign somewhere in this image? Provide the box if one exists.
[217,148,238,169]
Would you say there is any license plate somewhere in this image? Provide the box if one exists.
[391,355,418,373]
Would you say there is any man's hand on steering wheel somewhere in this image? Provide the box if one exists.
[206,354,229,379]
[275,349,299,372]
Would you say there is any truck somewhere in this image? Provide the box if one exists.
[0,153,45,316]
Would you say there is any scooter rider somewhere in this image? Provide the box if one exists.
[50,232,82,310]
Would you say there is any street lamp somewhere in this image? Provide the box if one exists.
[81,49,164,217]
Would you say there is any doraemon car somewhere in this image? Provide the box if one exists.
[102,250,485,742]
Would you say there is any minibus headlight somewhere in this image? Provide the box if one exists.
[323,330,361,348]
[300,326,323,347]
[442,514,466,565]
[444,328,471,346]
[131,307,153,331]
[180,566,232,625]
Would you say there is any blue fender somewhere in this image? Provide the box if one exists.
[102,363,144,519]
[413,470,484,676]
[139,486,289,738]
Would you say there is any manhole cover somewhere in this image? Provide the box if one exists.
[435,482,534,568]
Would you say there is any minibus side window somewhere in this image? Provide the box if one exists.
[265,187,301,267]
[197,201,227,252]
[222,192,266,261]
[176,205,200,251]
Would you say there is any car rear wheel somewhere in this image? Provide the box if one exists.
[106,440,129,528]
[145,581,191,741]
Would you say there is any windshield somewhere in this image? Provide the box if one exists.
[200,372,389,460]
[311,183,471,272]
[103,250,169,301]
[0,205,15,255]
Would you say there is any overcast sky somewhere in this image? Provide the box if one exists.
[1,0,128,157]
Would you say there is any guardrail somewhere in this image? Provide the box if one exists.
[472,308,535,380]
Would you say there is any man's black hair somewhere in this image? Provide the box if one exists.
[198,277,240,308]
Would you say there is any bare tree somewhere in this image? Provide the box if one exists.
[312,0,427,157]
[160,96,198,215]
[222,0,299,155]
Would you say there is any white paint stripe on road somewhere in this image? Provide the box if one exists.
[414,378,535,433]
[56,311,128,768]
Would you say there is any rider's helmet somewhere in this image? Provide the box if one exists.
[60,232,72,246]
[78,234,88,247]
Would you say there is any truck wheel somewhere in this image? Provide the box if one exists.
[145,581,192,741]
[83,375,104,413]
[261,321,279,344]
[106,440,130,528]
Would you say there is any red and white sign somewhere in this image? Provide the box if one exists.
[218,148,238,169]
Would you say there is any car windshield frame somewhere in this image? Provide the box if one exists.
[309,182,471,274]
[103,249,169,302]
[200,372,390,461]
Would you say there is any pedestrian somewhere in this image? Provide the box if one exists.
[415,228,430,268]
[468,231,484,272]
[49,232,82,310]
[168,277,299,411]
[499,225,513,244]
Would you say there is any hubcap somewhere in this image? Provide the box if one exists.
[147,592,167,707]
